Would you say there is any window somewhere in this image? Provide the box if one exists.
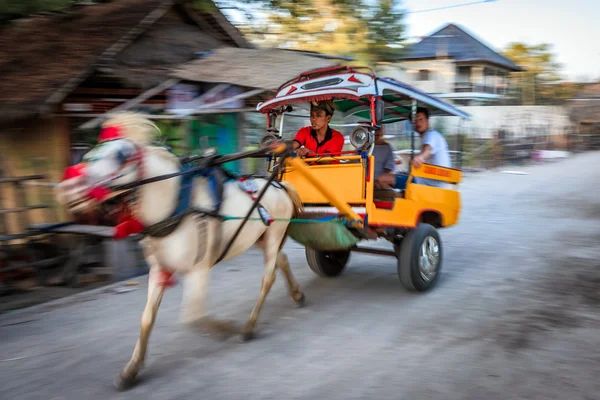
[457,66,471,82]
[453,99,471,106]
[417,69,431,81]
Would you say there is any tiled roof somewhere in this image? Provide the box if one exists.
[398,23,522,72]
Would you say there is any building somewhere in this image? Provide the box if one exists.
[385,23,523,106]
[567,82,600,149]
[0,0,252,232]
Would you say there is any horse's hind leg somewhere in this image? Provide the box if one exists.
[180,264,238,339]
[240,233,280,342]
[276,251,305,307]
[116,264,166,390]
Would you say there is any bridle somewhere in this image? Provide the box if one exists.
[76,125,147,202]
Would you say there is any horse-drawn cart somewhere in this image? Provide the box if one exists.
[51,65,470,389]
[257,66,471,291]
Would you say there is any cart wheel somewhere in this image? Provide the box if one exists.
[305,248,350,277]
[396,223,442,292]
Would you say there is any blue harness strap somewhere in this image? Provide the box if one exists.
[172,163,196,217]
[168,164,280,226]
[206,168,225,211]
[169,164,227,220]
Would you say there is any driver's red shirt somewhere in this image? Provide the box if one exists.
[293,126,345,155]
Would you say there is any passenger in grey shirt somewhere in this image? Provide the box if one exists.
[411,107,451,188]
[371,125,398,189]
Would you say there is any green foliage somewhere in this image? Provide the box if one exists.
[2,0,407,65]
[502,42,578,105]
[363,0,406,62]
[0,0,76,24]
[212,0,407,65]
[503,42,562,80]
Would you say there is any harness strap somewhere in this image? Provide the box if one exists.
[213,157,287,265]
[141,164,227,238]
[114,154,281,242]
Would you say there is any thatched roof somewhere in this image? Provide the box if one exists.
[111,5,249,89]
[171,47,342,90]
[0,0,250,122]
[568,83,600,123]
[572,83,600,99]
[569,102,600,124]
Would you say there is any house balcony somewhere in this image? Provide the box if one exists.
[454,81,506,94]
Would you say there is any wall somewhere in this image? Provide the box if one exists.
[377,61,512,99]
[188,113,241,173]
[0,116,70,235]
[430,105,575,139]
[378,59,456,94]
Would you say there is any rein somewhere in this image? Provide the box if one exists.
[112,141,293,242]
[111,146,277,192]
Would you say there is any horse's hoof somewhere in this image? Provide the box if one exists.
[114,372,137,392]
[192,317,239,340]
[240,327,254,342]
[294,292,306,308]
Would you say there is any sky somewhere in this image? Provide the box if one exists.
[400,0,599,82]
[222,0,599,82]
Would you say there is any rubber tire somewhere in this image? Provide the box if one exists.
[396,223,442,292]
[305,247,351,277]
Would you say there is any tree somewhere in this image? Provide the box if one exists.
[0,0,79,25]
[502,42,577,105]
[207,0,408,65]
[3,0,408,64]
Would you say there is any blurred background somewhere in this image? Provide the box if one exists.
[1,0,599,302]
[0,2,599,400]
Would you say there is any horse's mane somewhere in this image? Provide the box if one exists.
[102,111,160,146]
[147,146,181,167]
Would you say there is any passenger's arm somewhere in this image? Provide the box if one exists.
[412,144,432,168]
[293,128,310,156]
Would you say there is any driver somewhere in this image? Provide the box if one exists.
[292,100,344,157]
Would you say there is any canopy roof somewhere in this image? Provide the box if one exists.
[256,66,471,123]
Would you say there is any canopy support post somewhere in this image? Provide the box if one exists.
[410,99,417,172]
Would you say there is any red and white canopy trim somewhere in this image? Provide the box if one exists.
[257,71,375,113]
[256,67,472,121]
[257,89,360,113]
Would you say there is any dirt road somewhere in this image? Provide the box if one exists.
[1,152,598,400]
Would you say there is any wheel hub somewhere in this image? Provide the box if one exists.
[419,236,439,282]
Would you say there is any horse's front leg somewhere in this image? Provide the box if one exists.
[116,265,166,390]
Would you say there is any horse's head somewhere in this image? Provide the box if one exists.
[56,112,160,217]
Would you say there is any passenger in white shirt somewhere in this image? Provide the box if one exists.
[411,107,452,188]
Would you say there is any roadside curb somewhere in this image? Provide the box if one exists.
[0,273,150,322]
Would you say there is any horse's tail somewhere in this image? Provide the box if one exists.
[279,181,304,218]
[277,181,304,253]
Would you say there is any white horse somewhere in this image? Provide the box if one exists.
[55,112,306,390]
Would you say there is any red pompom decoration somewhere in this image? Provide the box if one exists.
[98,125,123,142]
[157,270,177,288]
[88,186,112,201]
[62,163,86,180]
[113,213,145,240]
